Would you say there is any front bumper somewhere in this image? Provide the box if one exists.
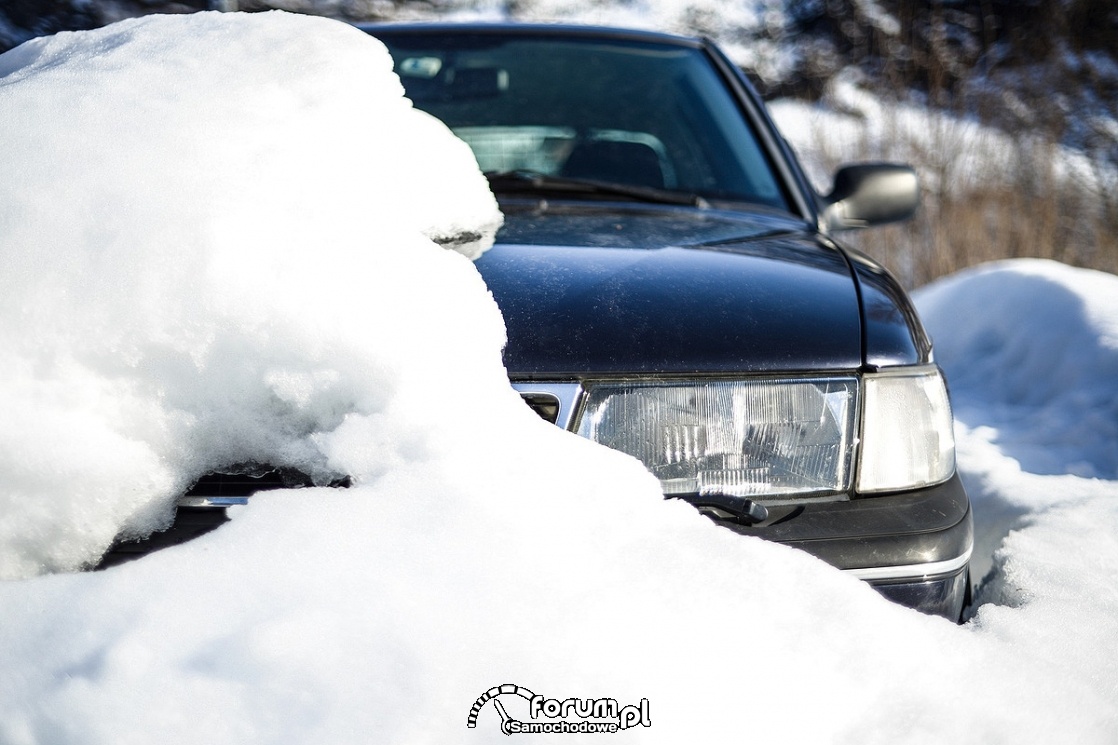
[715,473,973,620]
[511,380,974,620]
[871,569,970,619]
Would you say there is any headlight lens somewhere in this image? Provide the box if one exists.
[857,368,956,493]
[575,378,858,499]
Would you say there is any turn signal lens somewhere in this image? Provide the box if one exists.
[857,368,956,493]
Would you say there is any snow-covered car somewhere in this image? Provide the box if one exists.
[108,22,973,621]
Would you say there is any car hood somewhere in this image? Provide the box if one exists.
[475,204,865,376]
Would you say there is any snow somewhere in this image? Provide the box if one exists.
[768,73,1118,198]
[850,0,900,38]
[410,0,798,86]
[0,10,502,578]
[918,260,1118,481]
[915,260,1118,590]
[1,11,1117,745]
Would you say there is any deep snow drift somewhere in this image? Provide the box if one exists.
[1,12,1117,745]
[0,10,502,578]
[916,260,1118,590]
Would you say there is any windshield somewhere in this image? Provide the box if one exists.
[372,30,790,211]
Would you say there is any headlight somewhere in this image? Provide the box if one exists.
[575,378,858,499]
[857,367,956,493]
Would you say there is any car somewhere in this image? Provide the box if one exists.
[106,22,973,622]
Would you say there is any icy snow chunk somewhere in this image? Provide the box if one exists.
[0,10,503,578]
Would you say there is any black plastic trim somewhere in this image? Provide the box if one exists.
[714,473,972,573]
[870,567,970,621]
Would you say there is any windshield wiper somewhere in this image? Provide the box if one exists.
[668,493,769,525]
[485,170,710,208]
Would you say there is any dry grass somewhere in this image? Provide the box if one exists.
[851,179,1118,290]
[799,112,1118,290]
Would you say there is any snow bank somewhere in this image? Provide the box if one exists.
[2,13,1118,745]
[915,259,1118,595]
[917,259,1118,481]
[0,10,502,577]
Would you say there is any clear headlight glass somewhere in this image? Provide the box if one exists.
[575,378,858,499]
[857,367,956,493]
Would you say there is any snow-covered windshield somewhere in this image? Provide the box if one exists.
[373,30,790,210]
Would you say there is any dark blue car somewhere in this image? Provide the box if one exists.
[112,22,973,621]
[367,23,972,620]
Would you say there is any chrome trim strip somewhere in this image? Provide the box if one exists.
[175,496,249,508]
[511,382,584,430]
[861,362,942,379]
[844,546,972,582]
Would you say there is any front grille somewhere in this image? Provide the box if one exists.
[185,469,306,498]
[98,465,353,570]
[184,466,351,499]
[511,382,584,430]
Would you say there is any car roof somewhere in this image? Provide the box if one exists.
[356,21,708,50]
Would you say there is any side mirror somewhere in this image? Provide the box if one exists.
[823,164,919,231]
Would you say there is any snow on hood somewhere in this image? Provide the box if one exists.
[1,13,1118,745]
[0,10,503,577]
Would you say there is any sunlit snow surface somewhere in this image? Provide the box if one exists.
[1,12,1117,745]
[0,10,502,577]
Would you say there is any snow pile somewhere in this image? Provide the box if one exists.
[915,260,1118,591]
[1,13,1118,745]
[0,10,502,578]
[918,260,1118,480]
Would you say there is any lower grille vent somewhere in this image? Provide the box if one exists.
[520,392,561,424]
